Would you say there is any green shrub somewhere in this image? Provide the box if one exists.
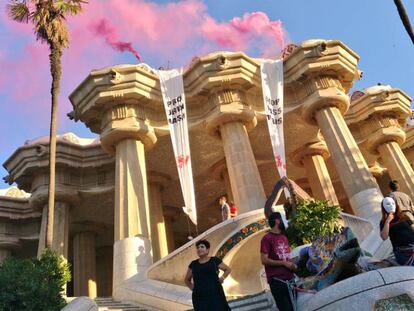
[0,248,70,311]
[285,200,342,247]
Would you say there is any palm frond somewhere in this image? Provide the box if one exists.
[54,0,86,15]
[6,1,31,23]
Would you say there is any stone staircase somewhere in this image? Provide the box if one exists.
[228,291,277,311]
[95,297,153,311]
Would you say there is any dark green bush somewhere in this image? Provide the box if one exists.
[0,248,70,311]
[286,200,342,247]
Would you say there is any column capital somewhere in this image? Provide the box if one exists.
[300,77,350,125]
[147,171,170,189]
[163,205,180,218]
[348,86,411,154]
[363,123,406,154]
[70,221,106,235]
[29,186,78,210]
[369,162,387,178]
[283,40,360,125]
[291,140,330,167]
[0,236,22,251]
[100,104,157,154]
[205,89,257,136]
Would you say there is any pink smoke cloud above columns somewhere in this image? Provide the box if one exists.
[0,0,289,135]
[202,12,286,56]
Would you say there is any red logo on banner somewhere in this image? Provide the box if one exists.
[177,155,190,168]
[275,155,286,170]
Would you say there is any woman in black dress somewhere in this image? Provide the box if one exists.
[185,239,231,311]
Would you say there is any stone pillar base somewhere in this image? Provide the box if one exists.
[113,237,152,293]
[348,188,383,223]
[348,187,387,256]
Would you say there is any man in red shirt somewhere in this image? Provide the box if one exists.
[260,212,296,311]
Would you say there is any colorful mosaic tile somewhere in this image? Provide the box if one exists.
[375,294,414,311]
[216,219,268,259]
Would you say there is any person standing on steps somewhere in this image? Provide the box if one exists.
[389,180,414,213]
[185,239,231,311]
[219,195,231,221]
[261,212,297,311]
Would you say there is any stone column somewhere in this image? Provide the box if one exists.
[148,172,170,262]
[0,239,21,263]
[100,104,157,293]
[96,246,113,297]
[377,140,414,199]
[52,202,70,257]
[292,141,339,205]
[73,231,97,298]
[163,206,177,253]
[304,104,383,223]
[351,87,414,199]
[37,202,70,258]
[212,159,234,202]
[37,205,47,257]
[0,249,11,263]
[206,90,266,214]
[114,139,151,240]
[379,141,414,196]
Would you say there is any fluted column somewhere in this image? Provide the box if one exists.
[0,239,21,263]
[0,248,11,264]
[52,202,69,257]
[314,106,382,221]
[0,249,10,263]
[212,159,234,201]
[292,141,338,205]
[163,206,177,253]
[378,141,414,198]
[37,202,69,258]
[100,104,157,292]
[206,90,266,214]
[114,139,151,240]
[96,246,113,297]
[73,231,97,298]
[350,87,414,200]
[37,205,47,257]
[68,64,164,300]
[148,172,170,261]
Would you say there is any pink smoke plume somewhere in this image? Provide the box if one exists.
[202,11,286,56]
[0,0,289,141]
[92,18,142,62]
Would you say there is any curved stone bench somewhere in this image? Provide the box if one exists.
[298,267,414,311]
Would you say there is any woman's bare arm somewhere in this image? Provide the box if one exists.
[218,262,231,282]
[184,268,194,290]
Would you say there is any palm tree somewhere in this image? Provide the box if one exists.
[7,0,86,251]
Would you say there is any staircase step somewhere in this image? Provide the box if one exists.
[228,291,276,311]
[95,297,152,311]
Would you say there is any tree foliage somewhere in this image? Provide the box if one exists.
[286,200,342,247]
[0,249,70,311]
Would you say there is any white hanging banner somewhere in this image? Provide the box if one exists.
[260,59,286,178]
[156,68,197,225]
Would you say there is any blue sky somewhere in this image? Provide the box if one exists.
[0,0,413,181]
